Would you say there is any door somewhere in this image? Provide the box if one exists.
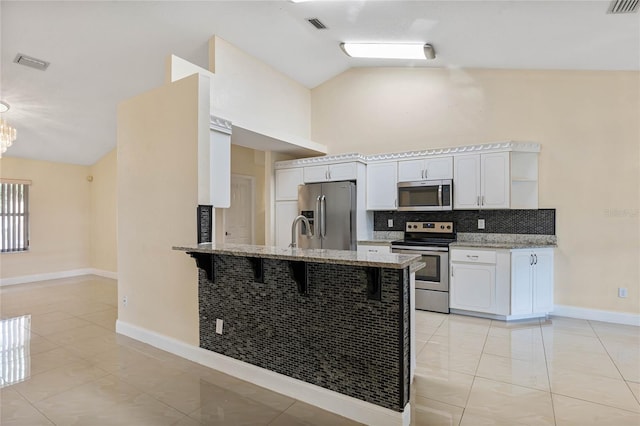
[320,181,356,250]
[424,157,453,180]
[303,165,328,183]
[453,155,480,209]
[481,152,510,209]
[366,161,397,210]
[223,175,254,244]
[275,168,303,201]
[511,250,533,315]
[398,159,425,182]
[532,249,554,313]
[450,263,497,313]
[297,183,322,249]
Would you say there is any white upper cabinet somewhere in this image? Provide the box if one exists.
[275,168,304,201]
[366,161,398,210]
[398,156,453,182]
[454,151,537,210]
[303,162,358,183]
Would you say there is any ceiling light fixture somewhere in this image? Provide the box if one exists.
[0,103,17,157]
[340,43,436,60]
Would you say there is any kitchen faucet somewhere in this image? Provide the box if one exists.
[290,215,312,248]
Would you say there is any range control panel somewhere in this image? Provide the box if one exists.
[405,221,454,233]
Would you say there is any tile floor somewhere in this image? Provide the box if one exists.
[0,275,638,425]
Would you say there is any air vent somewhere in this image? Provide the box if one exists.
[307,18,327,29]
[607,0,639,13]
[14,53,50,71]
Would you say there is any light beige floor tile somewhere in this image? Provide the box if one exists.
[110,356,187,392]
[413,367,474,408]
[428,333,487,354]
[25,347,84,376]
[416,342,482,375]
[89,345,157,373]
[25,334,60,356]
[145,371,228,415]
[590,320,640,340]
[72,393,186,426]
[544,317,597,337]
[546,350,624,380]
[11,360,109,403]
[223,380,296,412]
[33,374,145,424]
[615,360,640,383]
[628,381,640,402]
[0,387,54,425]
[44,323,113,345]
[78,308,117,330]
[411,395,463,426]
[64,334,122,359]
[490,318,540,331]
[269,401,361,425]
[28,316,94,336]
[188,389,283,425]
[461,377,554,426]
[476,353,550,391]
[434,316,491,337]
[26,310,75,327]
[553,393,640,426]
[173,416,203,426]
[483,334,546,363]
[53,301,115,317]
[550,369,640,412]
[542,329,608,357]
[488,322,542,338]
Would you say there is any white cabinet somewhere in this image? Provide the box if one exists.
[275,201,298,248]
[450,248,503,315]
[511,248,554,316]
[366,161,398,210]
[275,168,303,201]
[303,162,357,183]
[453,152,538,210]
[398,156,453,182]
[357,243,391,254]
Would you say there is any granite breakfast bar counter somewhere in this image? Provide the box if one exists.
[173,243,424,426]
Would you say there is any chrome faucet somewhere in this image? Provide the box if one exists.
[290,215,312,248]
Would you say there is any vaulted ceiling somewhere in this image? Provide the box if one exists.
[1,1,638,165]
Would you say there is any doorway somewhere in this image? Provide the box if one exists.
[222,174,255,244]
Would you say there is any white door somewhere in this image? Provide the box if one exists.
[511,250,534,315]
[453,155,481,209]
[223,175,254,244]
[366,161,398,210]
[481,152,510,209]
[532,249,554,313]
[398,159,425,182]
[450,263,497,314]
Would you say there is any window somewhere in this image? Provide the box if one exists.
[1,180,30,252]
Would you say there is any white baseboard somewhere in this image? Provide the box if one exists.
[0,268,117,286]
[116,320,410,426]
[553,305,640,326]
[88,269,118,280]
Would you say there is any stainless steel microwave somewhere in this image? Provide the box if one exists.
[397,179,453,211]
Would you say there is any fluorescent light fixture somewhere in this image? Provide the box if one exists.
[340,43,436,60]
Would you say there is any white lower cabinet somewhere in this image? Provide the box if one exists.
[451,246,553,319]
[511,248,554,316]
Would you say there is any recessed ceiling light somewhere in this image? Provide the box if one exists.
[340,43,436,60]
[0,102,9,113]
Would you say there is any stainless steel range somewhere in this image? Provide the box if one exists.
[391,221,455,313]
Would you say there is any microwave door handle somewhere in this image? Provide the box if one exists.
[438,184,443,207]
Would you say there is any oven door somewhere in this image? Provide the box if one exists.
[392,246,449,291]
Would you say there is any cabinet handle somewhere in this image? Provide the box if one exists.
[424,168,428,179]
[466,255,479,260]
[534,254,538,265]
[421,169,424,179]
[482,195,485,206]
[451,266,454,277]
[530,254,534,265]
[394,198,397,208]
[477,196,481,206]
[325,170,328,180]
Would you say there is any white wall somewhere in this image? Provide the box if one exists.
[311,67,640,315]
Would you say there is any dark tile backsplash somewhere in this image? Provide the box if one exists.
[374,209,555,235]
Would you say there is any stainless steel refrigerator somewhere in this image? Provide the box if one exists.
[297,181,357,250]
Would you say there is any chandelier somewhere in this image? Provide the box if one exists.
[0,101,17,157]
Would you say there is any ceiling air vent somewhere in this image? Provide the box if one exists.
[607,0,639,13]
[307,18,327,30]
[14,53,50,71]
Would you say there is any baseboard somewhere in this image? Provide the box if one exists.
[88,269,118,280]
[553,305,640,326]
[0,269,94,287]
[116,320,410,426]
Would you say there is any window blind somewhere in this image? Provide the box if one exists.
[1,181,30,252]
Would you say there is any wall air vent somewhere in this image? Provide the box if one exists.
[607,0,639,13]
[307,18,327,29]
[14,53,50,71]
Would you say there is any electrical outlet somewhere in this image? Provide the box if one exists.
[478,219,485,230]
[122,296,128,307]
[618,288,628,298]
[387,219,394,228]
[216,319,224,334]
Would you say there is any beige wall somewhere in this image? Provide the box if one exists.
[89,148,117,273]
[117,74,208,345]
[0,157,91,278]
[215,145,267,245]
[312,68,640,315]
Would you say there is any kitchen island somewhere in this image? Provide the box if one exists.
[173,243,423,426]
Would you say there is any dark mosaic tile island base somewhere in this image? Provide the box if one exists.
[198,254,410,411]
[374,209,556,235]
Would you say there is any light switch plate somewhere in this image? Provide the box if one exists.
[478,219,486,230]
[388,219,394,228]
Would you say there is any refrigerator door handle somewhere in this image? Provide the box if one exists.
[314,196,321,238]
[320,195,327,238]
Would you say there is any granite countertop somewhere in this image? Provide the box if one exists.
[357,239,396,246]
[452,233,557,249]
[173,243,422,269]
